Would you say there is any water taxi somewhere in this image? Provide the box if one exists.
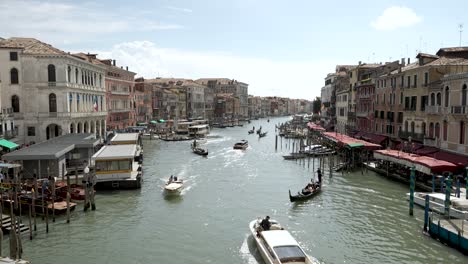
[249,218,317,264]
[164,176,183,194]
[92,144,142,190]
[233,140,248,150]
[188,124,210,138]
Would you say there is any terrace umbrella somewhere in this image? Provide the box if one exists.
[150,120,157,124]
[158,119,166,123]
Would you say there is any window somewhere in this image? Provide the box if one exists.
[67,66,71,82]
[27,127,35,136]
[430,93,435,106]
[10,52,18,61]
[405,121,408,131]
[435,123,440,138]
[400,92,403,104]
[10,68,19,84]
[410,96,417,111]
[397,112,403,123]
[420,96,428,111]
[413,75,417,87]
[11,95,19,112]
[407,76,410,88]
[436,92,441,106]
[444,87,449,107]
[460,121,465,144]
[400,76,404,87]
[411,121,415,133]
[48,64,56,82]
[376,94,379,104]
[422,122,426,136]
[405,97,410,110]
[462,84,467,106]
[75,68,79,83]
[429,123,434,138]
[49,93,57,112]
[443,121,448,141]
[380,111,384,119]
[384,79,387,88]
[424,72,429,86]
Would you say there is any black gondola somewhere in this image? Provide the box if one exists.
[192,147,208,156]
[288,183,321,202]
[259,132,267,138]
[248,129,254,134]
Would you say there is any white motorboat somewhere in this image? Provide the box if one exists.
[406,192,468,219]
[164,177,184,193]
[249,218,318,264]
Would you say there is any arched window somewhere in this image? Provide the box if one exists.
[48,64,56,82]
[49,93,57,112]
[10,68,19,84]
[436,92,441,106]
[82,72,84,84]
[430,93,435,106]
[443,121,448,141]
[99,75,102,87]
[435,122,440,138]
[422,122,426,136]
[77,94,80,112]
[429,122,434,138]
[410,121,415,133]
[75,68,79,83]
[444,86,449,107]
[67,66,71,82]
[404,121,408,132]
[462,84,467,106]
[460,121,465,144]
[11,95,19,112]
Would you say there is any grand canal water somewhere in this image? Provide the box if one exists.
[18,117,466,263]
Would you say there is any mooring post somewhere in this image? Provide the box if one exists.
[440,176,444,192]
[66,173,71,224]
[409,166,415,216]
[456,178,461,198]
[275,135,278,151]
[444,175,452,217]
[33,175,37,231]
[423,194,429,232]
[432,174,435,193]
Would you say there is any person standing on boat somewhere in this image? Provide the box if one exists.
[169,175,173,183]
[317,168,322,184]
[260,216,271,231]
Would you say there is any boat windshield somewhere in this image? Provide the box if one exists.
[274,246,306,263]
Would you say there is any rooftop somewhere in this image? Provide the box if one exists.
[92,144,137,160]
[111,133,139,143]
[2,133,99,160]
[0,37,67,55]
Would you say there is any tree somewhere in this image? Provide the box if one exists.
[312,97,321,114]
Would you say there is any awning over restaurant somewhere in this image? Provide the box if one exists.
[425,150,468,171]
[323,132,381,150]
[361,132,388,145]
[374,149,458,174]
[307,122,325,131]
[0,139,19,150]
[413,146,439,155]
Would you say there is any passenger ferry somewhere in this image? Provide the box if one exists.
[188,124,210,138]
[249,218,318,264]
[91,144,143,190]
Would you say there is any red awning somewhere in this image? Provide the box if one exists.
[307,122,325,131]
[425,150,468,170]
[374,149,458,174]
[361,132,388,144]
[324,132,381,150]
[354,131,365,138]
[414,146,439,155]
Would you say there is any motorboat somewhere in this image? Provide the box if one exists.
[164,176,183,194]
[193,147,208,156]
[406,192,468,219]
[249,218,317,264]
[233,140,248,150]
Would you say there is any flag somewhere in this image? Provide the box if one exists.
[93,97,98,112]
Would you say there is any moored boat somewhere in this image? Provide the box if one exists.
[233,140,248,150]
[249,218,317,264]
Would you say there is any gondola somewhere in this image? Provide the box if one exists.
[289,183,321,202]
[192,147,208,156]
[248,129,254,134]
[259,132,267,138]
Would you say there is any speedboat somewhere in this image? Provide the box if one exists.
[249,218,317,264]
[233,140,248,150]
[164,177,183,194]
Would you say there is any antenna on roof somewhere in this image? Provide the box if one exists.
[459,23,464,47]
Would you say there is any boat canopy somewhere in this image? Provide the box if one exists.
[374,149,458,174]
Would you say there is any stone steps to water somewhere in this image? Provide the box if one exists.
[1,214,29,233]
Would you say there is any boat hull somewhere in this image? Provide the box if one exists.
[289,187,321,202]
[95,176,142,190]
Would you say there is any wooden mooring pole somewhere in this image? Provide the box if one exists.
[423,195,430,232]
[409,166,415,216]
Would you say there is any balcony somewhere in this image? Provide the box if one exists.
[425,105,445,115]
[451,105,468,115]
[398,131,425,142]
[36,111,107,119]
[110,90,130,95]
[0,129,18,140]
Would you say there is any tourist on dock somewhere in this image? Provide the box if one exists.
[260,216,271,231]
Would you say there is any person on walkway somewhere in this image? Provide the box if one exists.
[260,216,271,231]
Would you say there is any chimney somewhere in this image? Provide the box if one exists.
[407,58,410,64]
[126,66,128,71]
[112,60,116,66]
[401,58,405,66]
[358,61,361,65]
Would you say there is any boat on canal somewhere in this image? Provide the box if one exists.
[92,144,143,190]
[192,147,208,156]
[282,153,307,160]
[289,183,321,202]
[164,176,183,194]
[259,131,267,138]
[249,218,317,264]
[248,129,254,134]
[233,140,248,150]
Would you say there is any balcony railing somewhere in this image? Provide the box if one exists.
[398,131,425,142]
[36,111,107,118]
[425,105,445,115]
[451,105,468,115]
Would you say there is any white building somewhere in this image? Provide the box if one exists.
[0,38,107,144]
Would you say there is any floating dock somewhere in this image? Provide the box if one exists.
[428,217,468,254]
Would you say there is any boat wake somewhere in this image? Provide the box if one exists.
[239,234,261,264]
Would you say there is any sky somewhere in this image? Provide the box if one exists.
[1,0,467,100]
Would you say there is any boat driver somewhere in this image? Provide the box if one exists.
[260,216,271,231]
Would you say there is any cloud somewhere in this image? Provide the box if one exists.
[166,6,193,13]
[91,41,335,100]
[371,6,422,30]
[0,0,182,42]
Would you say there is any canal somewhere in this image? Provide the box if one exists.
[20,116,467,263]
